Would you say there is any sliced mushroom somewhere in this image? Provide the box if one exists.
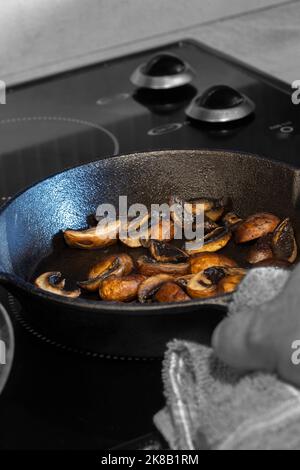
[184,196,228,215]
[186,271,218,299]
[169,195,219,232]
[235,213,280,244]
[141,239,189,263]
[64,220,120,250]
[78,253,134,292]
[190,252,237,274]
[169,195,194,228]
[99,274,146,302]
[155,282,191,303]
[205,198,230,222]
[136,255,189,276]
[120,213,150,248]
[34,272,81,298]
[246,233,274,264]
[223,212,243,231]
[272,218,298,263]
[186,227,231,255]
[175,274,194,289]
[221,267,247,277]
[218,272,246,295]
[254,259,292,269]
[187,266,246,299]
[138,274,174,303]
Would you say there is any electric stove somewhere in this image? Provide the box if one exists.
[0,39,299,450]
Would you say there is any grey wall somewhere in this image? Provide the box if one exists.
[0,0,293,85]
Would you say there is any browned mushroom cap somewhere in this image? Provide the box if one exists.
[175,274,194,289]
[119,213,150,248]
[141,239,189,263]
[272,218,298,263]
[187,266,246,299]
[169,195,194,228]
[221,267,247,277]
[218,273,245,295]
[188,196,229,223]
[190,252,237,274]
[78,253,134,292]
[34,272,81,298]
[169,195,219,232]
[253,259,292,269]
[205,197,230,222]
[246,233,274,264]
[155,282,191,303]
[217,267,247,295]
[138,274,174,303]
[99,274,146,302]
[235,213,280,244]
[186,227,231,255]
[63,220,120,249]
[185,196,229,215]
[136,255,189,276]
[223,212,243,231]
[186,271,218,299]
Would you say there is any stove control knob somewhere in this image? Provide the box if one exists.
[130,53,194,90]
[144,54,185,77]
[185,85,255,123]
[200,85,244,109]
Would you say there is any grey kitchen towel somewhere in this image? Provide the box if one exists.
[154,267,300,450]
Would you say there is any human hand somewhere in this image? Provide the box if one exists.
[212,265,300,387]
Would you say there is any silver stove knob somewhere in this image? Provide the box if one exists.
[185,85,255,123]
[130,53,194,90]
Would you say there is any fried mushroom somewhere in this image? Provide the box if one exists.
[154,282,191,303]
[235,213,280,244]
[78,253,134,292]
[169,195,219,232]
[186,227,231,255]
[141,239,189,263]
[217,267,247,294]
[272,218,298,263]
[254,259,292,269]
[246,233,273,264]
[185,196,229,216]
[187,266,246,299]
[175,274,194,289]
[119,213,150,248]
[64,220,120,249]
[34,272,81,298]
[136,255,189,276]
[99,274,146,302]
[186,271,218,299]
[190,252,237,274]
[223,212,243,231]
[218,274,245,295]
[137,274,174,303]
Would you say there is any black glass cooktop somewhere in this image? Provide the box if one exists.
[0,39,299,450]
[1,39,299,199]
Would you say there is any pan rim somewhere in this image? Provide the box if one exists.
[0,148,297,315]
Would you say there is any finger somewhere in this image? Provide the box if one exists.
[212,312,275,372]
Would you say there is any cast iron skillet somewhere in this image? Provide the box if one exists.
[0,149,299,358]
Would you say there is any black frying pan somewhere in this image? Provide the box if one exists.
[0,149,299,358]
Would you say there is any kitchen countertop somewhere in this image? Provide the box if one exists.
[6,0,300,87]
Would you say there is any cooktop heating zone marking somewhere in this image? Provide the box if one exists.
[0,116,120,155]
